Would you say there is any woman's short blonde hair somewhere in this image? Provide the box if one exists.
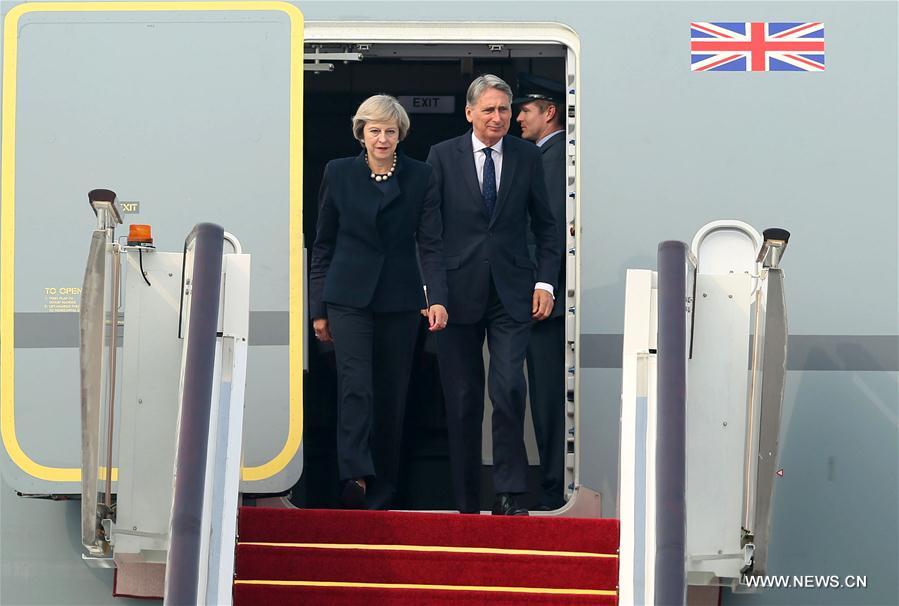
[351,94,411,144]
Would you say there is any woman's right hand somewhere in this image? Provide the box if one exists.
[313,318,332,343]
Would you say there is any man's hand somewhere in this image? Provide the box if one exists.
[427,304,449,332]
[313,318,332,343]
[532,289,554,321]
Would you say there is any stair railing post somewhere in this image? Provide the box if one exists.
[163,223,224,606]
[654,241,693,606]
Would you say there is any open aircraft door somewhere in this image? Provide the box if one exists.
[1,1,305,497]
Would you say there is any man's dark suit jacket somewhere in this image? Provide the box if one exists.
[426,132,559,324]
[534,131,567,319]
[309,152,447,318]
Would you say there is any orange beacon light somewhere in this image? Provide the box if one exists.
[127,224,153,246]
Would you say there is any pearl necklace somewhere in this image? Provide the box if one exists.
[366,153,397,182]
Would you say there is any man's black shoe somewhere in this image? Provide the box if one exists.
[340,479,366,509]
[491,493,529,516]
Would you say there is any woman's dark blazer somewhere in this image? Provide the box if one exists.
[309,152,448,319]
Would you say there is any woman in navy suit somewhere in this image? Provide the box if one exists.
[310,95,448,509]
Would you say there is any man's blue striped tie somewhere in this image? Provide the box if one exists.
[482,147,496,218]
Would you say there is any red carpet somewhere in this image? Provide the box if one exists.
[234,507,619,605]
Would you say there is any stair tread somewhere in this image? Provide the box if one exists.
[234,583,618,605]
[238,507,619,554]
[235,544,618,590]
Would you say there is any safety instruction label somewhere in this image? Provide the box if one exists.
[43,287,81,312]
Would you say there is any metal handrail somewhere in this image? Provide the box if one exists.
[80,230,108,556]
[751,268,788,574]
[164,223,224,606]
[80,191,123,558]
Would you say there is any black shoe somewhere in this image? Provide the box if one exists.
[491,493,529,516]
[458,497,480,514]
[340,479,366,509]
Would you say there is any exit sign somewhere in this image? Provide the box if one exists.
[398,95,455,114]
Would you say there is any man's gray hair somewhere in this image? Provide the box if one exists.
[351,94,411,143]
[466,74,513,107]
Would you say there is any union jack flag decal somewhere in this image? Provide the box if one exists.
[691,22,825,72]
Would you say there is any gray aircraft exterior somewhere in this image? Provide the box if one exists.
[1,1,896,605]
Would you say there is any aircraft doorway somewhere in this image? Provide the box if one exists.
[294,30,576,512]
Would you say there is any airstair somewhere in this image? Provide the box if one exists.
[72,191,789,604]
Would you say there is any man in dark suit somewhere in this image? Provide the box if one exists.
[515,75,568,511]
[427,74,560,515]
